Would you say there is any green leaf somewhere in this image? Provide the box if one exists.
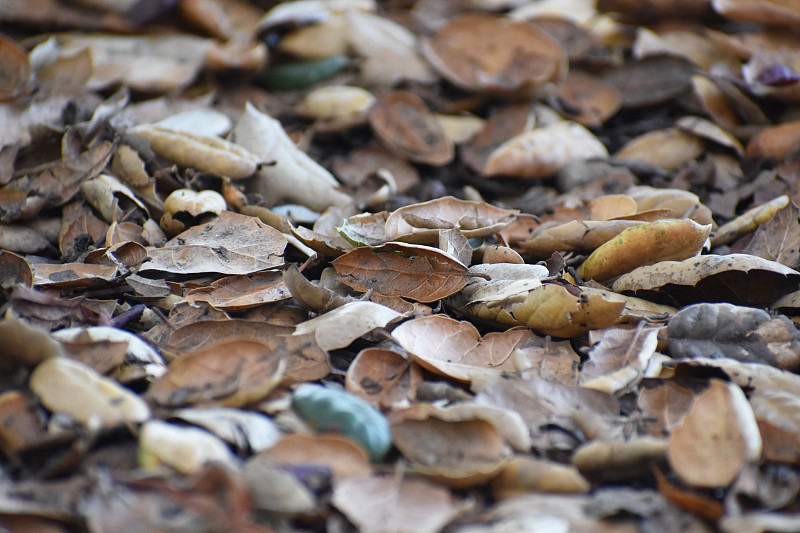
[292,384,392,463]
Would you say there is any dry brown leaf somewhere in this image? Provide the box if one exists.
[332,243,471,303]
[615,127,705,170]
[713,0,800,25]
[346,9,437,86]
[384,196,518,244]
[668,302,800,370]
[742,199,800,268]
[474,377,622,443]
[345,347,422,410]
[231,103,351,210]
[613,253,800,307]
[491,456,590,499]
[572,437,669,482]
[557,70,622,128]
[391,314,576,383]
[602,55,694,107]
[579,325,660,394]
[576,219,711,282]
[421,12,566,95]
[1,142,114,223]
[484,121,608,179]
[332,475,462,533]
[747,121,800,160]
[292,301,402,352]
[450,276,626,338]
[148,338,285,407]
[369,91,454,167]
[259,433,373,483]
[520,219,645,258]
[390,404,512,488]
[57,34,211,92]
[668,379,762,488]
[638,380,697,437]
[141,211,287,276]
[183,271,290,311]
[461,103,534,174]
[0,36,31,101]
[711,194,790,247]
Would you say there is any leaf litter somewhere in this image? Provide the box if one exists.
[4,0,800,532]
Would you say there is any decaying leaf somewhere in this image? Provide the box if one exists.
[369,91,454,166]
[742,198,800,268]
[449,273,626,338]
[579,325,661,394]
[421,12,566,95]
[148,338,285,407]
[391,314,578,383]
[30,356,151,429]
[139,419,238,474]
[613,253,800,307]
[183,270,291,311]
[140,211,287,276]
[332,243,471,303]
[576,219,711,282]
[259,433,373,483]
[333,475,462,533]
[668,302,800,370]
[131,124,259,179]
[292,300,402,352]
[384,196,518,244]
[668,379,762,488]
[231,103,351,210]
[345,347,422,410]
[572,437,670,481]
[483,121,608,178]
[390,403,513,487]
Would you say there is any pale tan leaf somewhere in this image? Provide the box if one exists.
[491,456,590,499]
[140,211,287,276]
[668,379,762,488]
[139,420,237,474]
[292,301,402,352]
[615,127,704,170]
[384,196,518,244]
[391,315,576,383]
[484,121,608,179]
[30,357,150,429]
[579,325,660,394]
[333,475,461,533]
[231,103,351,210]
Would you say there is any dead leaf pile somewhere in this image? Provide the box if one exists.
[5,0,800,531]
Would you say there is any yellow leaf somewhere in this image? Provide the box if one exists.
[576,219,711,282]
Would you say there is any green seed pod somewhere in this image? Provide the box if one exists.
[257,55,350,92]
[291,384,392,463]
